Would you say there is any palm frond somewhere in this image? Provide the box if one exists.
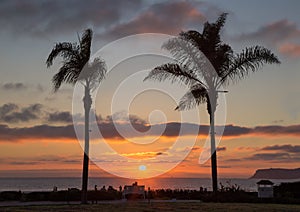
[79,57,107,90]
[80,29,92,64]
[144,63,205,87]
[46,42,79,67]
[214,44,233,78]
[220,46,281,85]
[51,59,82,91]
[162,37,217,83]
[214,13,228,33]
[202,13,227,49]
[179,14,232,79]
[179,30,203,49]
[175,84,208,111]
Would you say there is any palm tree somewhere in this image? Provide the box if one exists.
[144,13,280,193]
[46,29,106,203]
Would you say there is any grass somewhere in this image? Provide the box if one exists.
[1,202,300,212]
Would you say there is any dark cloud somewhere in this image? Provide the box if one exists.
[252,125,300,136]
[48,111,73,123]
[100,112,147,125]
[222,125,251,136]
[1,82,27,91]
[0,106,299,141]
[0,103,19,116]
[237,19,300,45]
[0,0,143,38]
[0,103,42,123]
[0,124,76,141]
[0,0,224,43]
[97,121,201,139]
[99,1,208,40]
[0,103,75,124]
[0,113,300,143]
[236,19,300,57]
[217,146,226,152]
[9,161,39,165]
[261,145,300,153]
[247,153,291,161]
[1,155,81,165]
[97,122,300,140]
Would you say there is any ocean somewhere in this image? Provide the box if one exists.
[1,178,299,193]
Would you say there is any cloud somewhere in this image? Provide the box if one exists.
[0,82,46,93]
[121,151,163,159]
[0,103,19,116]
[100,111,147,125]
[228,145,300,163]
[247,153,291,161]
[0,124,76,141]
[252,125,300,136]
[1,82,27,91]
[237,19,300,45]
[217,146,226,152]
[278,43,300,57]
[0,0,143,38]
[99,1,208,41]
[47,111,73,123]
[236,19,300,58]
[0,103,76,124]
[261,145,300,153]
[0,0,224,43]
[0,103,43,123]
[222,125,251,136]
[0,155,81,165]
[0,113,300,143]
[0,106,299,141]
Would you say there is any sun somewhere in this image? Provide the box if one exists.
[139,165,147,171]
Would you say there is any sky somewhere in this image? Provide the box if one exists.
[0,0,299,179]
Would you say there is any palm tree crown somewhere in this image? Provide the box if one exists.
[46,29,106,91]
[46,29,106,204]
[144,13,280,193]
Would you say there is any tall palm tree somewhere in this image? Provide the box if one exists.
[46,29,106,203]
[144,13,280,193]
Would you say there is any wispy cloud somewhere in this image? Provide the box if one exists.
[0,155,81,166]
[237,19,300,45]
[236,19,300,58]
[278,43,300,57]
[0,0,224,43]
[0,0,143,38]
[261,144,300,153]
[98,1,210,41]
[1,82,27,91]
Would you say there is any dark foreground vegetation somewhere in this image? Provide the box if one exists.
[0,181,300,204]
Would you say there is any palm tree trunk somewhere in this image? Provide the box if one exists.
[210,111,218,193]
[81,85,92,204]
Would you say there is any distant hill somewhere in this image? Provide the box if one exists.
[250,168,300,179]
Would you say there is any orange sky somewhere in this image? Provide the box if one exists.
[0,129,299,178]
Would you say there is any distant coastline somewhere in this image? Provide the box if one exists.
[250,168,300,179]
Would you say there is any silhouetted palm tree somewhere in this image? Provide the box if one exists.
[144,13,280,193]
[46,29,106,203]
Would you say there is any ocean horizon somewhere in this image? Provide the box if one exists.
[1,177,299,193]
